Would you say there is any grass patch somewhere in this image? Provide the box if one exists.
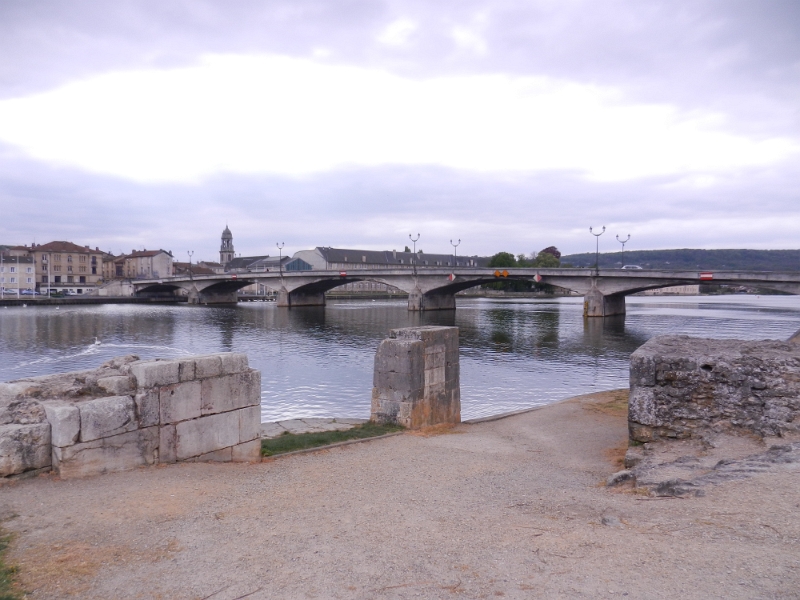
[261,422,404,457]
[0,533,23,600]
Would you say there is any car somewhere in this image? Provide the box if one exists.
[621,265,643,270]
[20,289,40,295]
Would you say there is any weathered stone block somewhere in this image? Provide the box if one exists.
[231,439,262,462]
[238,405,261,443]
[200,370,260,415]
[53,426,159,479]
[96,375,136,395]
[134,389,160,428]
[190,447,232,462]
[0,398,47,425]
[219,353,249,375]
[42,402,80,447]
[159,381,201,424]
[79,396,137,442]
[175,411,240,460]
[194,355,223,379]
[177,358,196,382]
[629,336,800,441]
[130,359,180,388]
[0,423,51,477]
[159,424,177,463]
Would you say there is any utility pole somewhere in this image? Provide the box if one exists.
[589,226,605,275]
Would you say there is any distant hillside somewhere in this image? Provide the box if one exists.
[561,249,800,272]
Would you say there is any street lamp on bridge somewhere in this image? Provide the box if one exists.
[276,242,285,278]
[616,234,630,268]
[450,239,460,269]
[187,250,194,281]
[409,233,420,276]
[589,226,605,275]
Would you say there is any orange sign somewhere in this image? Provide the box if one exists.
[494,270,501,277]
[502,270,509,277]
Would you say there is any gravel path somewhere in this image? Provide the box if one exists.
[2,390,799,599]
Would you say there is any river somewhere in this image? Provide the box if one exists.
[1,295,798,421]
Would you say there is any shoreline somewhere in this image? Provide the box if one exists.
[4,388,796,598]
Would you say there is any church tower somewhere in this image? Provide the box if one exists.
[220,225,234,265]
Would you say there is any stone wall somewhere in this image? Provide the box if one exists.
[371,326,460,428]
[1,353,261,480]
[629,335,800,442]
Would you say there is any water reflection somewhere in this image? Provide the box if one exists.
[0,295,798,421]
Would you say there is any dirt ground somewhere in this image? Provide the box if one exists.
[1,390,799,599]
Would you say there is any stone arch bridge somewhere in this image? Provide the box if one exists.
[132,268,800,317]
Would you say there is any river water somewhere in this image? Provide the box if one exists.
[1,295,798,421]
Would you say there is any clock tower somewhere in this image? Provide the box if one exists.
[220,225,234,265]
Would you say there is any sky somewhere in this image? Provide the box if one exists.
[0,1,798,261]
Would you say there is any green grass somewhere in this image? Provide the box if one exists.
[0,533,22,600]
[261,421,404,457]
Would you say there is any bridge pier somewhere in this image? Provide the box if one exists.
[276,288,326,308]
[189,289,239,304]
[583,288,626,318]
[408,289,456,311]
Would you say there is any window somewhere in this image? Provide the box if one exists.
[54,254,61,261]
[54,276,61,283]
[26,278,32,283]
[79,266,86,273]
[79,276,86,283]
[79,255,86,263]
[9,267,15,273]
[42,276,48,283]
[42,265,47,272]
[10,277,15,283]
[53,265,61,272]
[26,267,32,273]
[91,256,97,264]
[92,267,97,275]
[67,255,73,263]
[67,266,73,273]
[67,276,74,283]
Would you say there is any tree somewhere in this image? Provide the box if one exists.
[488,252,517,268]
[533,253,560,268]
[404,246,411,252]
[539,246,561,259]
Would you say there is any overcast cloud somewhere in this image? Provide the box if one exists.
[0,0,798,260]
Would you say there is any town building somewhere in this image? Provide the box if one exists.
[113,250,174,279]
[30,241,106,295]
[0,250,36,295]
[220,226,234,266]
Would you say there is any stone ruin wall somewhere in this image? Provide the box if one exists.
[0,353,261,480]
[371,326,460,429]
[629,335,800,442]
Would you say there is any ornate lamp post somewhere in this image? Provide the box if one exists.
[616,234,630,268]
[187,250,194,281]
[409,233,420,276]
[450,239,460,268]
[276,242,285,278]
[589,226,605,275]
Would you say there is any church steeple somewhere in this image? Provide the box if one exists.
[220,225,234,265]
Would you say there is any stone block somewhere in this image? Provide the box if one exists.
[238,405,261,443]
[79,396,137,442]
[130,359,180,388]
[159,424,177,463]
[175,411,240,460]
[134,389,160,428]
[231,439,262,462]
[194,355,223,379]
[176,358,196,382]
[42,402,80,447]
[218,353,249,375]
[0,423,51,477]
[424,366,446,387]
[159,381,202,424]
[53,426,158,479]
[200,370,260,416]
[0,398,47,426]
[373,339,425,375]
[190,447,232,462]
[96,375,136,395]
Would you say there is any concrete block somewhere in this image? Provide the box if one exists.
[54,426,158,479]
[238,405,261,443]
[159,380,201,424]
[0,423,51,477]
[200,370,260,416]
[159,425,177,463]
[96,375,136,395]
[194,355,223,379]
[134,389,160,428]
[175,411,240,460]
[218,353,249,375]
[130,359,180,388]
[79,396,137,442]
[177,358,196,382]
[232,439,262,462]
[42,402,80,447]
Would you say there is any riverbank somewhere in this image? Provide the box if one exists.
[0,296,186,307]
[2,389,797,599]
